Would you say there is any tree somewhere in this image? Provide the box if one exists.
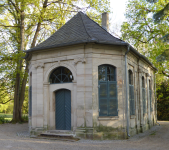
[121,0,169,77]
[0,0,111,122]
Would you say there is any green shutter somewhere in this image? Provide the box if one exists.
[98,65,118,116]
[99,82,108,116]
[108,82,118,116]
[129,85,135,115]
[149,90,152,112]
[142,88,146,114]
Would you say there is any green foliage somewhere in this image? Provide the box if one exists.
[21,114,28,123]
[122,0,169,120]
[22,86,28,114]
[121,0,169,76]
[0,116,6,124]
[0,113,12,124]
[0,0,111,121]
[157,78,169,120]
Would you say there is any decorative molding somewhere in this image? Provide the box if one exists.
[146,73,150,77]
[43,82,50,86]
[138,68,142,73]
[74,58,86,66]
[34,62,44,69]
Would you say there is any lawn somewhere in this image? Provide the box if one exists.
[0,113,13,122]
[0,113,28,123]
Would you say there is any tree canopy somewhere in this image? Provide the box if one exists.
[0,0,111,121]
[121,0,169,77]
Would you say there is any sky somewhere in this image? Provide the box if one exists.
[109,0,128,37]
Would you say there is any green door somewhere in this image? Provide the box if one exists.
[55,89,71,130]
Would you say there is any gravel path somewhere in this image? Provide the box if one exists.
[0,121,169,150]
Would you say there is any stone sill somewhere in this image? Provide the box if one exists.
[130,115,136,119]
[98,116,119,121]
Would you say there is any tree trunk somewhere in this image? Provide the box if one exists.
[12,9,25,122]
[13,70,21,122]
[19,61,29,117]
[12,0,48,122]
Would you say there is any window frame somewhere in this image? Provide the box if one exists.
[49,66,73,84]
[98,64,118,117]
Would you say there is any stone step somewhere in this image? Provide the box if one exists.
[41,132,74,137]
[45,130,74,134]
[40,132,79,141]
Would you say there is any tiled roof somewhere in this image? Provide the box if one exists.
[27,11,125,52]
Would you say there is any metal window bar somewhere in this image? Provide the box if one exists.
[129,84,135,115]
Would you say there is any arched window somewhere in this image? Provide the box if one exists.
[129,70,133,85]
[142,76,146,114]
[142,76,145,88]
[49,67,73,84]
[98,65,117,116]
[128,70,135,115]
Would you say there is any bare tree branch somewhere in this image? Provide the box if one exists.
[0,99,13,104]
[162,71,169,77]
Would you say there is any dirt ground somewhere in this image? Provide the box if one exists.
[0,121,169,150]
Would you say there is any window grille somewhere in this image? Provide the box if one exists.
[49,67,73,84]
[98,65,118,116]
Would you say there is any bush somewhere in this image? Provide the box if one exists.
[157,79,169,120]
[21,115,28,123]
[0,116,6,124]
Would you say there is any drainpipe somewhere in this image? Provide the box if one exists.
[125,45,130,137]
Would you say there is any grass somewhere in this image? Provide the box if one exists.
[0,113,28,124]
[0,113,13,118]
[150,131,156,136]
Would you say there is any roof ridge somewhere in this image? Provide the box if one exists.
[79,12,92,40]
[82,12,123,42]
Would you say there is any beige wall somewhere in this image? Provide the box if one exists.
[28,43,156,137]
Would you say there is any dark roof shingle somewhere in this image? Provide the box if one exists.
[27,11,124,52]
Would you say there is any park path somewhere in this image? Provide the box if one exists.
[0,121,169,150]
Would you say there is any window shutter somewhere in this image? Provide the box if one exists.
[142,88,146,114]
[149,90,152,112]
[129,85,135,115]
[108,81,118,116]
[99,82,108,116]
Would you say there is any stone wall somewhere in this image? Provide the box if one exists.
[28,43,156,139]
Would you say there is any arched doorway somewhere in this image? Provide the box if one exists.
[49,67,73,130]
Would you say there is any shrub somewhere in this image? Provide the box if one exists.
[0,116,6,124]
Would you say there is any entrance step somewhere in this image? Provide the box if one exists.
[40,130,79,141]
